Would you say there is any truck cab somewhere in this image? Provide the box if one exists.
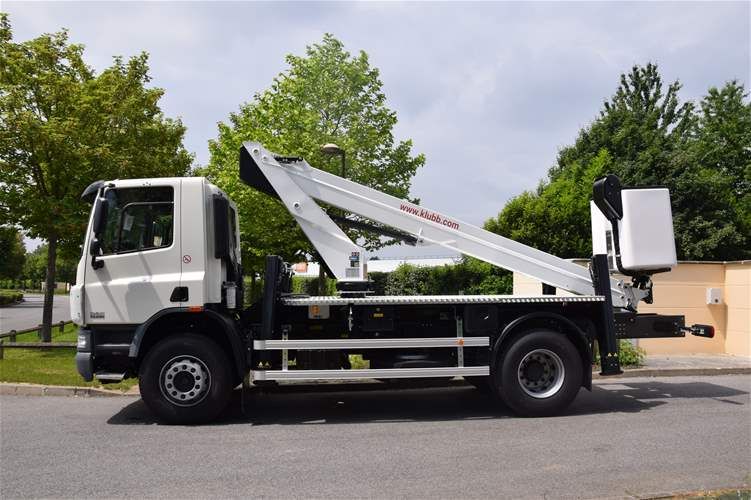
[72,177,243,390]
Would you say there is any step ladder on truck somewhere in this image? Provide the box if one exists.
[71,141,714,424]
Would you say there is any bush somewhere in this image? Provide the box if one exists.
[0,279,36,290]
[290,275,337,296]
[0,290,23,305]
[384,257,512,296]
[367,271,389,296]
[617,340,646,367]
[594,340,646,367]
[384,265,432,295]
[242,273,338,304]
[242,256,512,300]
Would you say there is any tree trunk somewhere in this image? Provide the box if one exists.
[40,233,58,343]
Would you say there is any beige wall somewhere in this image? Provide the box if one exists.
[513,261,750,356]
[637,263,727,354]
[724,263,751,356]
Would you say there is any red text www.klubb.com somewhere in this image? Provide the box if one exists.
[399,204,460,230]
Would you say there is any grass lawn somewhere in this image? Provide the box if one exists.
[0,323,137,391]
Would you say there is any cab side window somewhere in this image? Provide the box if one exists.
[100,187,174,255]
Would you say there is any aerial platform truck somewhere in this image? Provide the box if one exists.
[72,141,713,423]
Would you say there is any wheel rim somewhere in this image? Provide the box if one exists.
[517,348,565,399]
[159,355,211,407]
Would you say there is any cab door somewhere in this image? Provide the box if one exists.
[83,180,182,325]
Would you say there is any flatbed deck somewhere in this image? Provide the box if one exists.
[281,294,606,306]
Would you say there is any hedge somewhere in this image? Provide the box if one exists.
[290,276,337,296]
[383,258,512,296]
[242,275,338,305]
[0,279,37,290]
[0,290,23,306]
[241,257,511,301]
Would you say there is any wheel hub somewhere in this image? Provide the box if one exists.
[159,355,211,407]
[525,360,545,381]
[517,348,565,399]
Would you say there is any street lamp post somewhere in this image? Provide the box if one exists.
[318,143,347,296]
[320,143,346,178]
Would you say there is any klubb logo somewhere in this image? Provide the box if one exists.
[399,203,460,230]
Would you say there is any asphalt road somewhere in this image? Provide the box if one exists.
[1,375,750,499]
[0,294,71,332]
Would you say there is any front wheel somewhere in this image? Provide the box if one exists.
[494,330,583,417]
[139,334,233,424]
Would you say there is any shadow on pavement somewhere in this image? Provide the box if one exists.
[106,378,747,426]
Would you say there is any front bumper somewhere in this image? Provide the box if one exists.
[76,352,94,381]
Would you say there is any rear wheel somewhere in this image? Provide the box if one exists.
[494,330,583,417]
[139,334,233,424]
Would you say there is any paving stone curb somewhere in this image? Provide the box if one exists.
[0,382,135,397]
[2,367,748,398]
[592,366,751,379]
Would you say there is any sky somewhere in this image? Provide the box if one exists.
[6,1,750,257]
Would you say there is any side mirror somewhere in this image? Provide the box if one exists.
[89,238,104,269]
[89,199,107,270]
[89,238,101,257]
[92,198,108,236]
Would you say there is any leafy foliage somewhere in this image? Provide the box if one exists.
[22,243,77,285]
[0,15,192,249]
[0,226,25,279]
[384,258,512,296]
[486,63,750,261]
[594,340,646,367]
[485,150,613,257]
[0,14,192,339]
[687,81,751,259]
[242,259,511,300]
[0,289,23,305]
[290,275,338,296]
[202,34,425,275]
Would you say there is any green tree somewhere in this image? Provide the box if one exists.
[21,243,77,286]
[485,150,613,257]
[487,64,750,261]
[696,81,751,197]
[21,244,47,284]
[0,226,25,279]
[0,15,192,340]
[689,81,751,258]
[555,63,695,184]
[203,34,425,288]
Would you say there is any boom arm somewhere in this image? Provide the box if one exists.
[240,142,639,309]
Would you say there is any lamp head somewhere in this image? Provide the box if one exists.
[320,143,344,156]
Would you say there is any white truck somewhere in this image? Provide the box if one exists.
[72,141,713,423]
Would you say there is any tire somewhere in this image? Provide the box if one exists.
[493,330,583,417]
[139,334,233,424]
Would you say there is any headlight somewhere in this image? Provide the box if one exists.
[77,331,91,351]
